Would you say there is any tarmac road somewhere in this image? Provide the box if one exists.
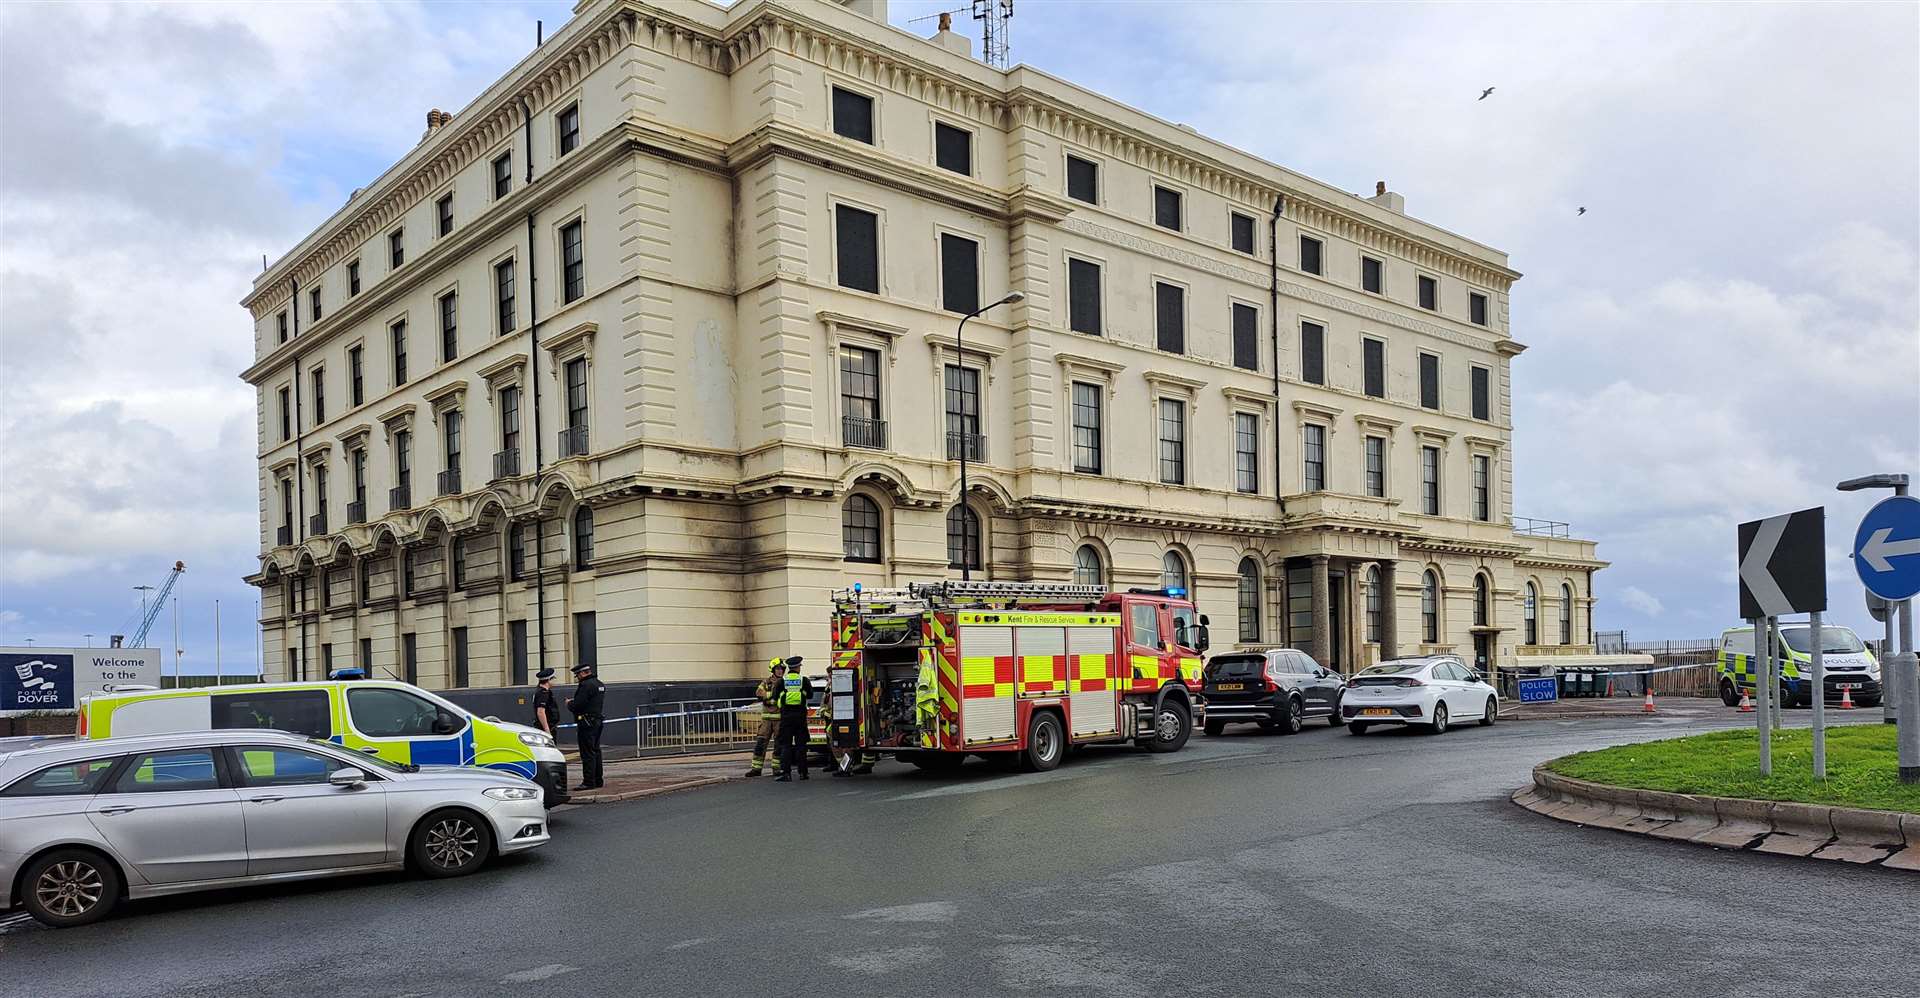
[2,707,1908,998]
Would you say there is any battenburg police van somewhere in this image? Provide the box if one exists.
[1715,624,1881,708]
[76,680,568,807]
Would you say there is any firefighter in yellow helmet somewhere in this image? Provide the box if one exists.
[744,657,786,778]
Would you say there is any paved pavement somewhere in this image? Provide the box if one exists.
[2,706,1908,998]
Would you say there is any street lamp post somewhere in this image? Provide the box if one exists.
[1838,473,1917,783]
[953,291,1024,581]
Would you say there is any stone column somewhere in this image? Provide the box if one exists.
[1378,560,1399,661]
[1310,554,1332,666]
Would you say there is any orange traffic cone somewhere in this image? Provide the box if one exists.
[1737,687,1754,712]
[1642,688,1657,714]
[1839,686,1856,710]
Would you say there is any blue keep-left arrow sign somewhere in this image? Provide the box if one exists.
[1853,494,1920,601]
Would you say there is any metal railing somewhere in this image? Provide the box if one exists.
[309,512,328,535]
[389,483,412,511]
[276,525,292,546]
[843,415,887,450]
[556,698,761,760]
[1514,517,1571,538]
[493,447,520,480]
[346,500,367,525]
[946,430,987,462]
[437,468,461,496]
[559,424,589,458]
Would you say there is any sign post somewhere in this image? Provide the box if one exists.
[1849,492,1920,784]
[1738,507,1827,778]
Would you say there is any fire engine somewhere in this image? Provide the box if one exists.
[826,580,1210,772]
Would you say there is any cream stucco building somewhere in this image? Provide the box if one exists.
[242,0,1609,692]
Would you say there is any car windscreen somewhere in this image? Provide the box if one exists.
[1779,627,1866,655]
[1357,661,1427,676]
[1205,655,1264,679]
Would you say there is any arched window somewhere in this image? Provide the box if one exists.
[842,495,881,563]
[1074,545,1104,587]
[1421,570,1439,644]
[1523,581,1538,645]
[1365,565,1382,643]
[946,505,981,572]
[1560,583,1574,645]
[1161,550,1188,592]
[573,506,594,570]
[1237,558,1261,642]
[1473,574,1490,627]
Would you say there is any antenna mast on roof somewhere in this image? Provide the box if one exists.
[972,0,1013,70]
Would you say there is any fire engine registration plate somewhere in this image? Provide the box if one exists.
[1216,683,1244,691]
[1362,708,1396,717]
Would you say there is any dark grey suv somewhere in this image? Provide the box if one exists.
[1201,649,1345,735]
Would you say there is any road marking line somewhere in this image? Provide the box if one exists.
[500,964,579,983]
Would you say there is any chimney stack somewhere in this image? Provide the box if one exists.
[929,9,972,57]
[422,108,453,141]
[1367,180,1405,214]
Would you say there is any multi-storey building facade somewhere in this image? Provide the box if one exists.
[242,0,1607,691]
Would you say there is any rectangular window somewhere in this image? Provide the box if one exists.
[394,430,412,493]
[278,387,291,441]
[509,620,528,685]
[940,232,980,315]
[1157,398,1185,485]
[934,121,971,175]
[348,259,361,297]
[1155,282,1185,354]
[834,204,880,293]
[1470,291,1489,326]
[436,193,454,237]
[391,320,408,386]
[402,633,417,685]
[1303,424,1326,492]
[1473,454,1491,522]
[574,611,598,668]
[312,464,328,529]
[1299,235,1323,276]
[279,478,292,532]
[389,229,404,269]
[492,151,512,199]
[943,365,981,461]
[1421,446,1440,515]
[840,346,881,448]
[1231,212,1256,255]
[1153,185,1182,230]
[1362,256,1383,294]
[451,627,469,687]
[565,358,588,430]
[359,637,372,673]
[495,259,515,334]
[1234,412,1259,494]
[1418,274,1438,311]
[277,311,289,344]
[352,448,367,510]
[561,220,584,303]
[557,103,580,155]
[309,287,322,322]
[350,345,367,407]
[831,86,874,144]
[1065,154,1098,204]
[1362,338,1385,398]
[1471,366,1491,421]
[310,368,325,424]
[1300,321,1325,385]
[500,386,521,456]
[1232,302,1259,371]
[509,523,526,581]
[1067,258,1102,335]
[1419,352,1440,410]
[443,409,461,472]
[1364,435,1385,498]
[439,291,458,363]
[1070,381,1102,475]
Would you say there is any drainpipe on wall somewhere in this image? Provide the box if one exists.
[290,278,308,682]
[519,95,548,674]
[1268,195,1285,515]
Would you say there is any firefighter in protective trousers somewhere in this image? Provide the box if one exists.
[745,657,786,777]
[774,656,809,782]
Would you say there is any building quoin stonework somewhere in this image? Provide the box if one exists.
[243,0,1614,693]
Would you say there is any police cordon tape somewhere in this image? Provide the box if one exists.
[553,703,759,731]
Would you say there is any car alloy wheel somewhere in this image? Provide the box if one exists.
[1430,702,1449,734]
[1275,697,1303,735]
[1480,697,1498,726]
[36,859,106,919]
[425,816,481,871]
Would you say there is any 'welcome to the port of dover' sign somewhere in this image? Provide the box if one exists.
[1,647,161,714]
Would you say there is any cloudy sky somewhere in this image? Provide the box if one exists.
[1,0,1914,672]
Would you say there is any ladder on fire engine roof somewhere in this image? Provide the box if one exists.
[908,580,1112,603]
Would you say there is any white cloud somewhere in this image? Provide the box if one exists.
[1617,587,1666,619]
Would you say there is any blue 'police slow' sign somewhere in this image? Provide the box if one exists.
[1517,676,1560,703]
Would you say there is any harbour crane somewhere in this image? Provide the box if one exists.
[111,561,184,648]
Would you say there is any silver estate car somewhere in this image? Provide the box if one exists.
[0,729,551,928]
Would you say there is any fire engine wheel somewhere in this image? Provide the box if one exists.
[1143,698,1192,753]
[1023,712,1065,772]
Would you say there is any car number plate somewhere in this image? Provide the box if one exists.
[1216,683,1245,691]
[1362,708,1396,717]
[1838,683,1862,690]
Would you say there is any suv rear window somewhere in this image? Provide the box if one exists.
[1205,655,1264,679]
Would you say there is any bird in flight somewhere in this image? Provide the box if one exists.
[1478,87,1495,101]
[1577,207,1587,216]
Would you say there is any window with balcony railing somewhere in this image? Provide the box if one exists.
[945,431,987,462]
[276,525,292,546]
[842,416,887,450]
[309,512,327,535]
[437,468,461,496]
[558,425,589,458]
[493,448,521,480]
[346,500,367,525]
[389,484,412,511]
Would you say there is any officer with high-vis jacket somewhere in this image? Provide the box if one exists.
[774,655,810,782]
[745,657,786,778]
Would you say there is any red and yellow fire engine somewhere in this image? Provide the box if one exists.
[826,581,1210,772]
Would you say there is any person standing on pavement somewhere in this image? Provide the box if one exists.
[532,668,561,738]
[745,658,786,778]
[567,662,606,790]
[774,655,810,782]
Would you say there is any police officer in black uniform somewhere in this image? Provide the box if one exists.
[774,655,810,782]
[531,668,561,738]
[566,662,606,790]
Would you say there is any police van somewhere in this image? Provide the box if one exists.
[1715,624,1881,708]
[76,680,569,807]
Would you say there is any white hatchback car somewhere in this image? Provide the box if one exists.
[1341,656,1499,734]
